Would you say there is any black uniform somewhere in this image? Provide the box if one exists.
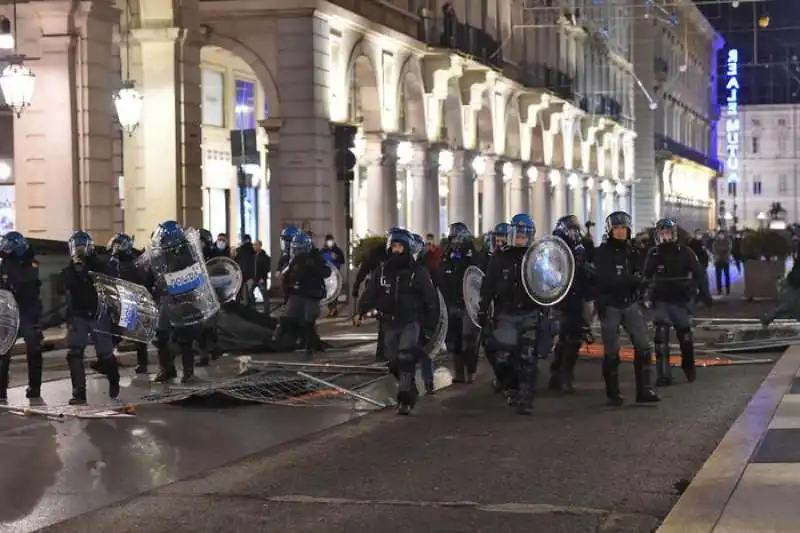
[0,250,43,400]
[108,253,150,373]
[479,247,546,413]
[353,241,390,360]
[436,243,480,382]
[643,243,711,385]
[549,242,594,393]
[594,239,658,405]
[60,256,120,404]
[281,249,331,355]
[360,252,438,411]
[197,240,226,367]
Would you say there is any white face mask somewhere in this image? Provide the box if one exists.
[216,241,226,250]
[325,240,334,247]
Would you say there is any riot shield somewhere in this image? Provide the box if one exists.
[206,256,243,303]
[90,272,159,343]
[521,235,575,307]
[321,262,343,306]
[463,265,485,327]
[0,289,19,355]
[423,289,448,356]
[148,228,220,326]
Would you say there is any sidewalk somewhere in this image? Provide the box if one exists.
[658,344,800,533]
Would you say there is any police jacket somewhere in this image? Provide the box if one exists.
[435,244,477,307]
[354,241,389,293]
[643,243,711,304]
[359,253,438,327]
[0,251,41,308]
[593,239,643,309]
[479,246,540,315]
[109,254,148,286]
[285,249,331,300]
[557,243,594,314]
[60,256,109,315]
[477,250,492,272]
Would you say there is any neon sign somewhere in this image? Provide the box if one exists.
[725,49,740,184]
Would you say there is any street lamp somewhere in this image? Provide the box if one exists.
[438,150,453,173]
[0,59,34,117]
[113,81,143,134]
[471,155,486,175]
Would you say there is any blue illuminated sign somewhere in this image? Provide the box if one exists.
[725,49,740,184]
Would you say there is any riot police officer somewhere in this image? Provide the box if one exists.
[0,232,43,401]
[359,228,438,415]
[594,211,659,406]
[107,232,150,374]
[643,218,712,385]
[478,213,544,415]
[282,232,331,357]
[438,222,480,383]
[61,231,120,405]
[549,215,594,394]
[197,228,224,367]
[150,221,201,384]
[411,233,436,394]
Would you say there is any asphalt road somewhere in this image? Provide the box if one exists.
[43,354,775,533]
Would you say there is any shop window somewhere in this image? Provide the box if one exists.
[234,80,256,130]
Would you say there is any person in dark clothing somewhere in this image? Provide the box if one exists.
[60,231,120,405]
[0,231,43,401]
[712,231,732,295]
[279,232,331,357]
[594,211,659,406]
[359,228,438,415]
[214,233,230,257]
[731,233,743,274]
[107,232,150,374]
[643,219,712,386]
[235,234,256,308]
[441,1,456,47]
[197,228,224,367]
[278,225,302,302]
[321,234,345,316]
[253,240,271,308]
[688,231,710,270]
[411,233,436,393]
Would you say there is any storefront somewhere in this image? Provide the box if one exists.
[658,157,716,232]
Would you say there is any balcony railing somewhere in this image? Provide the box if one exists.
[655,134,722,173]
[579,94,622,123]
[418,15,503,69]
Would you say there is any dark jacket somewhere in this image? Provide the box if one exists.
[0,250,41,308]
[235,242,256,282]
[285,249,331,300]
[593,239,643,309]
[687,238,709,269]
[480,246,540,315]
[109,254,148,286]
[322,245,345,269]
[255,250,271,282]
[60,256,109,316]
[435,244,478,307]
[643,243,711,304]
[359,253,438,327]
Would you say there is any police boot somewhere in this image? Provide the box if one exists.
[679,337,697,383]
[633,351,660,404]
[515,361,538,415]
[655,349,673,387]
[602,354,624,407]
[0,354,10,402]
[561,346,580,394]
[153,348,177,383]
[180,347,196,384]
[105,357,121,399]
[135,344,149,374]
[67,353,87,405]
[25,350,43,399]
[303,322,317,359]
[396,372,417,415]
[548,344,564,391]
[452,352,466,383]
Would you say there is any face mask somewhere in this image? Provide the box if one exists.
[325,240,334,247]
[216,241,226,250]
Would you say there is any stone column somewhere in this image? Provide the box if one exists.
[531,170,547,234]
[632,16,658,230]
[463,152,476,231]
[14,1,118,241]
[518,168,531,215]
[365,138,398,235]
[448,150,468,227]
[407,143,427,235]
[269,14,336,260]
[507,162,525,216]
[551,173,565,228]
[481,156,502,230]
[571,181,584,220]
[424,147,442,237]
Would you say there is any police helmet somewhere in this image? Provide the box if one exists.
[509,213,535,247]
[152,221,186,249]
[386,228,413,255]
[447,222,472,245]
[410,233,425,260]
[280,225,301,253]
[553,215,583,245]
[0,231,29,258]
[655,218,678,245]
[107,232,134,256]
[290,232,313,258]
[605,211,632,240]
[69,231,95,258]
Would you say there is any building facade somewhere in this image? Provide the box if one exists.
[3,0,644,263]
[716,104,800,228]
[632,0,723,233]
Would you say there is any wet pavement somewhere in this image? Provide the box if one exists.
[37,352,776,533]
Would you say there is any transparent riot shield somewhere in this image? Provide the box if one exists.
[321,262,343,306]
[206,256,243,303]
[462,265,485,327]
[423,289,448,357]
[90,272,159,343]
[521,235,576,307]
[148,228,220,326]
[0,289,19,355]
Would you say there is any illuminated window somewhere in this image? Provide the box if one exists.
[234,80,256,130]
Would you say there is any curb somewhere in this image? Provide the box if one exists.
[657,345,800,533]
